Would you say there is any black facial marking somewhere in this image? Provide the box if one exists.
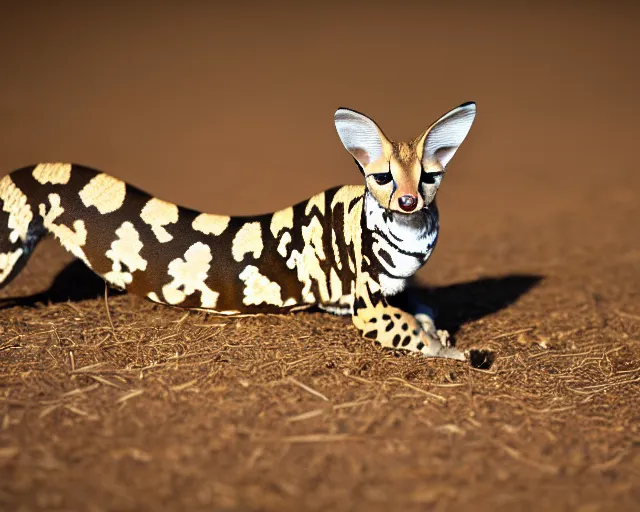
[387,228,404,244]
[364,330,378,339]
[392,334,401,347]
[416,341,425,351]
[401,336,411,347]
[373,227,427,258]
[394,313,401,320]
[385,321,394,332]
[368,317,377,324]
[382,314,391,321]
[388,162,397,210]
[421,165,443,185]
[371,172,393,186]
[377,248,395,268]
[401,323,408,331]
[378,268,414,280]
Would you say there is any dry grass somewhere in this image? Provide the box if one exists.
[0,239,639,511]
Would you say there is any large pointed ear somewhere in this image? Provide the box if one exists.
[422,102,476,168]
[334,108,387,170]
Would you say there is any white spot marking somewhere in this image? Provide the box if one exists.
[331,229,342,270]
[104,221,148,288]
[277,231,291,257]
[140,198,179,243]
[270,207,293,237]
[79,173,126,214]
[39,193,89,266]
[285,216,330,303]
[301,216,325,259]
[329,267,343,303]
[0,176,33,243]
[162,242,219,308]
[238,265,284,306]
[304,191,325,216]
[32,163,72,185]
[192,213,230,236]
[231,222,263,262]
[0,248,23,283]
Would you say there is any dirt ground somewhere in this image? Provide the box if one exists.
[1,2,639,511]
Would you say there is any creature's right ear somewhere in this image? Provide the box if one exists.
[421,102,476,169]
[334,108,387,171]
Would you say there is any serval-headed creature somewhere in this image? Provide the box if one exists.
[0,102,476,360]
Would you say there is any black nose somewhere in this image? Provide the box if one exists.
[398,194,418,212]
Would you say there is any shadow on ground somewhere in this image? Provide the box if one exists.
[388,274,543,368]
[411,274,543,335]
[0,259,543,339]
[0,259,125,309]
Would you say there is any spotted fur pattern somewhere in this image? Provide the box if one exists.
[0,103,476,360]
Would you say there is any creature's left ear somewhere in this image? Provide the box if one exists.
[334,108,388,171]
[421,102,476,168]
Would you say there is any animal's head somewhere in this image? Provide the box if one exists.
[334,102,476,214]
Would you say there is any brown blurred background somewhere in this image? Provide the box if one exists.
[2,5,640,509]
[1,1,638,284]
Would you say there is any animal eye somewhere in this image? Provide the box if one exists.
[371,172,393,185]
[421,171,442,185]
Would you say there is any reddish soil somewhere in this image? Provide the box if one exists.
[1,3,639,511]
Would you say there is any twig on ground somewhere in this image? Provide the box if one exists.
[491,327,535,340]
[341,371,373,385]
[60,383,101,398]
[496,442,560,475]
[170,379,199,392]
[613,309,640,322]
[286,409,325,423]
[279,434,360,443]
[116,390,144,404]
[88,374,123,389]
[104,284,120,343]
[387,377,447,403]
[288,377,329,401]
[589,449,630,472]
[70,362,105,374]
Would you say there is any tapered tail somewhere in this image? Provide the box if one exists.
[0,173,47,290]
